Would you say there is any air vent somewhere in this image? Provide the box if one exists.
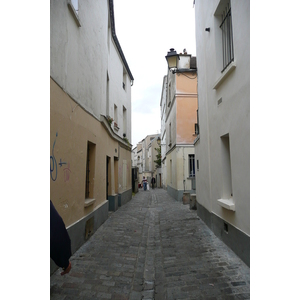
[85,216,94,240]
[224,222,228,233]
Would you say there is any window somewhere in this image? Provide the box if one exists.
[220,1,234,72]
[114,104,118,129]
[169,123,172,147]
[221,134,233,198]
[85,141,96,199]
[123,68,127,90]
[195,109,199,135]
[168,82,172,107]
[189,154,195,177]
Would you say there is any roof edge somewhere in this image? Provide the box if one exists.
[109,0,134,81]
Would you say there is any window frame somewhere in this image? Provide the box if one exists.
[85,141,96,201]
[188,154,195,178]
[219,2,234,72]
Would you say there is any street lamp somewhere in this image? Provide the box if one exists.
[165,48,180,73]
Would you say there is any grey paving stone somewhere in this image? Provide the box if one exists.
[51,189,250,299]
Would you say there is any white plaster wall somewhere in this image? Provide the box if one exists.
[108,39,132,141]
[176,147,195,191]
[50,0,108,117]
[166,146,195,191]
[177,55,191,70]
[195,0,250,235]
[50,0,132,142]
[160,76,167,161]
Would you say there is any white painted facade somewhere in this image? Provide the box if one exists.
[160,75,168,189]
[50,0,133,142]
[135,134,160,184]
[194,0,250,264]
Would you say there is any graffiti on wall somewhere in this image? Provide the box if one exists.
[50,132,71,182]
[63,163,71,182]
[50,133,58,181]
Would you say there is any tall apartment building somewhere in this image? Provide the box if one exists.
[194,0,250,266]
[161,50,198,201]
[50,0,133,273]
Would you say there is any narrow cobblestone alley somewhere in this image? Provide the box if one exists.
[50,189,250,300]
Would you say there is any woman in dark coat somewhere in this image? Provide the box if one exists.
[50,200,72,275]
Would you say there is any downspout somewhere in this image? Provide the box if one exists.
[183,148,185,191]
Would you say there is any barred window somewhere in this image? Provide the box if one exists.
[220,3,234,72]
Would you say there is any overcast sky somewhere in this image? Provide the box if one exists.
[113,0,196,147]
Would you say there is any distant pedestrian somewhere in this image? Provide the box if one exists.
[142,176,147,191]
[50,200,72,275]
[151,177,156,189]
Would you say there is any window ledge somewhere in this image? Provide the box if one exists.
[213,61,236,90]
[67,0,81,27]
[84,198,95,208]
[217,198,235,211]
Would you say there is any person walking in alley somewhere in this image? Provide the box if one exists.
[142,176,147,191]
[151,176,156,189]
[50,200,72,275]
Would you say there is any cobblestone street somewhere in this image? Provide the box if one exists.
[50,188,250,300]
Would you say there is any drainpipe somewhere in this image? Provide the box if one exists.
[183,148,185,191]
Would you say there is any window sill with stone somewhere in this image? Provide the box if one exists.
[217,198,235,211]
[213,60,236,90]
[84,198,95,208]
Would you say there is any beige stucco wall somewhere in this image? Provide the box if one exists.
[176,72,197,146]
[50,78,131,227]
[176,96,198,144]
[166,146,195,192]
[176,72,198,144]
[118,145,132,194]
[166,71,197,148]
